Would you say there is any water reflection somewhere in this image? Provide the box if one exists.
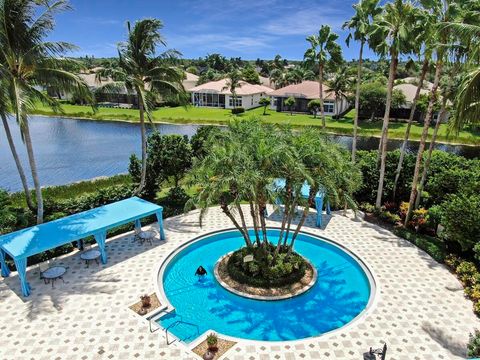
[0,116,478,192]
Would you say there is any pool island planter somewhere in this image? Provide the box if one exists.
[214,252,318,301]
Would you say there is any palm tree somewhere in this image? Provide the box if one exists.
[392,8,435,199]
[0,0,93,223]
[343,0,381,162]
[304,25,343,128]
[0,80,35,211]
[405,0,454,225]
[326,66,352,119]
[223,68,242,111]
[370,0,415,209]
[98,19,187,195]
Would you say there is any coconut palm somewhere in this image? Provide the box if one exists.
[98,19,187,195]
[0,79,35,210]
[369,0,416,209]
[0,0,93,223]
[304,25,343,128]
[392,8,436,199]
[343,0,381,162]
[404,0,455,225]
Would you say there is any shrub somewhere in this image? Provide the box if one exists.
[474,302,480,317]
[190,125,222,159]
[468,329,480,358]
[231,107,245,114]
[393,227,446,263]
[357,82,406,119]
[227,244,307,288]
[379,210,400,224]
[457,261,479,287]
[466,284,480,302]
[158,187,190,218]
[439,193,480,253]
[444,254,461,270]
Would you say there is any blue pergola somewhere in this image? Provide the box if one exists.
[0,197,165,297]
[272,179,331,227]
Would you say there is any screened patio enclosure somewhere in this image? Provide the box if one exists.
[0,197,165,297]
[192,92,226,108]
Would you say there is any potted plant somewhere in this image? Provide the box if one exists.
[206,333,218,352]
[138,294,151,315]
[141,294,151,308]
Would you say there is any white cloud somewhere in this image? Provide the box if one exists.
[74,17,121,26]
[262,5,347,36]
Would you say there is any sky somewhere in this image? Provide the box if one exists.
[51,0,379,61]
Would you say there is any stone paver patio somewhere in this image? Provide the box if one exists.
[0,206,477,360]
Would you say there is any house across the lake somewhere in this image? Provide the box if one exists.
[268,80,350,116]
[189,79,272,110]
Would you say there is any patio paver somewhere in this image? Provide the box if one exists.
[0,205,477,360]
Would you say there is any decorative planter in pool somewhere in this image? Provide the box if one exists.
[156,228,375,343]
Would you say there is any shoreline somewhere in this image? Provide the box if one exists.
[32,112,480,147]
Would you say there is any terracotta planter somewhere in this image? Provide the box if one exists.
[203,350,215,360]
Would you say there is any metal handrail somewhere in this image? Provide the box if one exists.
[164,320,200,345]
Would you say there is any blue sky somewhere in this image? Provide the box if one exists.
[52,0,379,61]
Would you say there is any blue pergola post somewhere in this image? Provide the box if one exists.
[155,210,165,240]
[315,196,324,228]
[94,232,108,264]
[14,258,30,297]
[134,219,141,231]
[0,249,10,277]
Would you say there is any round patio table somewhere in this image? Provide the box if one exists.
[80,249,101,268]
[138,230,156,245]
[41,266,67,288]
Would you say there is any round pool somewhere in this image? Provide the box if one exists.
[157,229,374,343]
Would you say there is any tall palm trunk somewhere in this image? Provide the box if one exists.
[392,58,429,200]
[405,60,443,225]
[235,203,251,245]
[1,113,35,211]
[22,119,43,224]
[136,99,147,194]
[375,54,398,208]
[415,98,446,209]
[220,203,252,247]
[352,40,364,163]
[249,201,261,246]
[319,63,326,128]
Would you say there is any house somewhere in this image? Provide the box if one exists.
[267,80,349,116]
[182,72,199,91]
[189,79,272,110]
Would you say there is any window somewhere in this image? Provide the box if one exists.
[324,102,335,113]
[229,96,242,107]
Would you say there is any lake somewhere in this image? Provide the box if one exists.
[1,116,478,192]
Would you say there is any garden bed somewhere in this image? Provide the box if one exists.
[215,253,317,300]
[128,293,162,315]
[192,336,236,360]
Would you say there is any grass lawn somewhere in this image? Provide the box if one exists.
[33,103,480,145]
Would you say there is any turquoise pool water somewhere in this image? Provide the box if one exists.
[157,229,372,342]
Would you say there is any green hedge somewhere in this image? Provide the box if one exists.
[393,227,447,263]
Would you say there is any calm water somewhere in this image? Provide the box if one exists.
[0,116,478,192]
[158,229,371,342]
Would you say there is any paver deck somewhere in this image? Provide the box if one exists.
[0,206,477,360]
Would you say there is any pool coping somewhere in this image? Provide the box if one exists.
[213,251,318,301]
[152,225,380,347]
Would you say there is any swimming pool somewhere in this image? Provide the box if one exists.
[156,229,374,343]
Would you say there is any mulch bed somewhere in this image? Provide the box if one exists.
[128,293,162,315]
[192,337,236,360]
[217,254,315,298]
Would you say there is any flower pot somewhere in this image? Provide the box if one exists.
[203,350,215,360]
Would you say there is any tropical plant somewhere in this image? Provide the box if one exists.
[405,0,455,225]
[223,68,242,110]
[259,97,271,115]
[357,82,406,119]
[304,25,343,128]
[392,7,436,199]
[307,99,321,118]
[343,0,381,162]
[97,19,187,195]
[284,96,296,115]
[326,66,353,118]
[241,64,260,84]
[186,118,361,265]
[190,125,221,159]
[0,0,93,223]
[370,0,416,209]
